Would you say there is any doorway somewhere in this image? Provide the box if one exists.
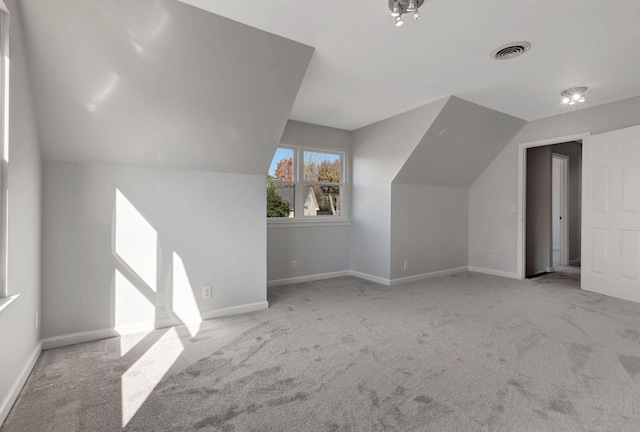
[518,134,585,280]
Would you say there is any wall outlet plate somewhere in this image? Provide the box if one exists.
[202,285,212,300]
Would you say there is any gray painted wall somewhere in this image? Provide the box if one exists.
[267,120,353,282]
[526,146,552,276]
[268,225,351,282]
[42,161,266,339]
[469,96,640,274]
[20,0,313,175]
[351,99,448,280]
[552,142,582,262]
[394,97,526,187]
[0,0,42,420]
[390,184,468,280]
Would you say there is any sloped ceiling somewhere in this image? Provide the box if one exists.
[179,0,640,131]
[20,0,313,174]
[393,97,525,187]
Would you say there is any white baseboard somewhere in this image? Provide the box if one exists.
[201,301,268,320]
[546,267,554,273]
[569,258,581,265]
[42,301,269,350]
[390,266,468,285]
[42,328,119,350]
[267,271,351,287]
[0,342,42,426]
[468,266,520,279]
[349,270,391,286]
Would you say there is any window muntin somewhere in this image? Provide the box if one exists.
[267,146,345,220]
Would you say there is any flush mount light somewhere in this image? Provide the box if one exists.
[561,87,588,105]
[388,0,424,26]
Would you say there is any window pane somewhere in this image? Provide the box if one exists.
[304,184,341,216]
[267,183,294,218]
[268,147,294,181]
[303,151,340,183]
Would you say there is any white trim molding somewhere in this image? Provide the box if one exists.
[468,266,520,279]
[0,342,41,426]
[348,271,391,286]
[42,301,269,350]
[42,328,119,350]
[390,267,468,286]
[272,267,522,288]
[267,271,351,287]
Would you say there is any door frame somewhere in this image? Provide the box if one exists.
[552,153,570,266]
[517,132,591,279]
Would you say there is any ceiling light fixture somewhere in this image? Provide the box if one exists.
[388,0,424,26]
[561,87,588,106]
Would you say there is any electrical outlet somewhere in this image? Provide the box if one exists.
[403,260,409,270]
[202,285,212,300]
[34,310,39,330]
[490,255,496,263]
[291,260,297,270]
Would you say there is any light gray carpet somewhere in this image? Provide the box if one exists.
[3,272,640,431]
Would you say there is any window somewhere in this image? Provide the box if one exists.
[0,5,12,313]
[267,146,346,220]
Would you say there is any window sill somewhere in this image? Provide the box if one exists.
[268,219,352,228]
[0,294,19,318]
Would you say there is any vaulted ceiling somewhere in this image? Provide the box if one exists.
[180,0,640,130]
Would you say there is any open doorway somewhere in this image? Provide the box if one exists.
[522,140,582,280]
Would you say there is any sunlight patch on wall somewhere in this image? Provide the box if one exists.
[114,269,155,335]
[172,252,202,337]
[87,71,120,113]
[115,189,157,292]
[128,8,171,56]
[121,327,184,427]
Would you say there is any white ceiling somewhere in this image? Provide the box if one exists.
[180,0,640,131]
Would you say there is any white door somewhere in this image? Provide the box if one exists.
[582,125,640,303]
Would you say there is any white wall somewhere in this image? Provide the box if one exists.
[391,184,468,280]
[551,157,561,250]
[42,161,266,341]
[351,99,448,280]
[0,0,42,423]
[469,96,640,275]
[267,121,352,283]
[552,142,582,262]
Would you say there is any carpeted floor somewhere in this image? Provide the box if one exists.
[3,272,640,431]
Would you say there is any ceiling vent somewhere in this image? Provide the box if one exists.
[491,41,531,60]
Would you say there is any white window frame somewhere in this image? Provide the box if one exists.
[267,144,348,225]
[0,3,15,315]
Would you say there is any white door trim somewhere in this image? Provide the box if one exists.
[553,154,570,266]
[517,132,591,279]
